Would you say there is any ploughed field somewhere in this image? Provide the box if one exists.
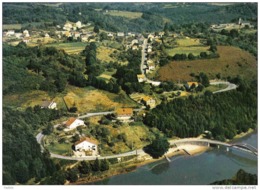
[158,46,257,82]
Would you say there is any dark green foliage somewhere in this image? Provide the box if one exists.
[92,158,101,172]
[100,159,110,171]
[78,161,91,175]
[66,168,79,183]
[41,171,66,185]
[113,49,143,94]
[3,44,86,94]
[144,80,256,139]
[94,25,100,33]
[144,135,170,159]
[211,169,257,185]
[3,107,60,184]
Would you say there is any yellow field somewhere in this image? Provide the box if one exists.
[2,90,67,110]
[104,10,143,19]
[97,46,117,63]
[3,24,22,30]
[63,86,138,113]
[176,38,202,46]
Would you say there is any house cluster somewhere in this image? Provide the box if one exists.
[3,29,32,43]
[141,96,156,108]
[210,18,254,31]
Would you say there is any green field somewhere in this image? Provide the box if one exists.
[45,42,88,54]
[104,10,143,19]
[3,24,22,30]
[165,37,210,56]
[46,142,72,155]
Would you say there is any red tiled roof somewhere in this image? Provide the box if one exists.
[65,117,77,127]
[74,137,98,146]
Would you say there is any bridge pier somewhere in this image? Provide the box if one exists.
[226,147,229,152]
[217,145,220,149]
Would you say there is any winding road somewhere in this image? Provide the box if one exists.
[36,39,240,161]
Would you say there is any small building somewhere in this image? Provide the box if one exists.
[76,21,82,28]
[65,117,84,130]
[117,32,125,37]
[74,137,98,153]
[6,30,15,36]
[131,39,139,46]
[23,30,30,37]
[116,108,133,121]
[107,32,114,37]
[41,100,57,109]
[148,34,155,41]
[45,33,50,38]
[14,33,23,39]
[22,37,30,43]
[132,45,138,50]
[147,60,155,71]
[185,82,199,89]
[142,96,156,108]
[137,74,146,83]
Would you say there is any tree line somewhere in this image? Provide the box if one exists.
[143,78,257,141]
[3,106,64,184]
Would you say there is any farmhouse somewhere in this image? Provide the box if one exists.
[142,96,156,108]
[6,30,15,36]
[185,82,199,90]
[41,100,57,109]
[75,21,82,28]
[23,30,30,37]
[22,37,30,43]
[65,117,84,130]
[116,108,133,121]
[147,60,155,71]
[137,74,146,83]
[117,32,125,37]
[74,137,98,151]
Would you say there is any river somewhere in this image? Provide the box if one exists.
[91,130,257,185]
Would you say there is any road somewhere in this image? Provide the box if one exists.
[140,39,161,86]
[44,137,256,161]
[210,81,238,94]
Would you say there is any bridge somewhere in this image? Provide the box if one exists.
[170,139,257,156]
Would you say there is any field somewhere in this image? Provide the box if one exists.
[63,86,138,113]
[45,42,87,54]
[3,24,22,30]
[158,46,257,82]
[104,10,143,19]
[97,46,117,63]
[165,37,210,56]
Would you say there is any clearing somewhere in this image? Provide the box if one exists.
[63,86,139,113]
[45,42,87,54]
[104,10,143,19]
[158,46,257,82]
[165,37,210,56]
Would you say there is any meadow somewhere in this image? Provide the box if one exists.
[158,46,257,82]
[104,10,143,19]
[45,42,87,54]
[165,37,210,56]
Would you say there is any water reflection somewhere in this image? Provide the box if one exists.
[150,161,170,175]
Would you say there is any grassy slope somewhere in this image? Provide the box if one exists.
[45,42,88,54]
[104,10,143,19]
[158,46,257,82]
[165,37,210,56]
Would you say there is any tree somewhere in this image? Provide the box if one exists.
[14,160,30,183]
[78,161,91,174]
[188,53,195,60]
[199,72,210,87]
[92,158,100,171]
[144,135,170,159]
[100,159,110,171]
[66,169,78,182]
[94,25,100,33]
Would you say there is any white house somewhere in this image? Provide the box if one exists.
[22,37,30,44]
[116,108,133,121]
[137,74,146,83]
[65,117,84,130]
[41,100,57,109]
[117,32,125,37]
[142,96,156,108]
[45,33,50,38]
[74,137,98,153]
[76,21,82,28]
[147,60,155,70]
[14,33,23,39]
[6,30,15,36]
[23,30,30,37]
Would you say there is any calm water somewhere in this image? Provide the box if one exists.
[91,131,257,185]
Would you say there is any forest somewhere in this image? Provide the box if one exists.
[3,3,257,32]
[144,78,257,140]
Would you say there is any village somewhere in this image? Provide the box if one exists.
[3,18,250,160]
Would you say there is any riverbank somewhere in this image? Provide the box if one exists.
[70,128,256,185]
[70,144,209,185]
